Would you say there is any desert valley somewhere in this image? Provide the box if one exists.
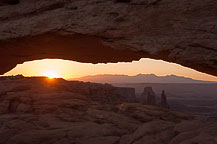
[77,74,217,119]
[0,75,217,144]
[1,0,217,143]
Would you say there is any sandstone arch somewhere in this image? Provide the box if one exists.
[0,0,217,76]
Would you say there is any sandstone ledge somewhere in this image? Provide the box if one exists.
[0,77,217,144]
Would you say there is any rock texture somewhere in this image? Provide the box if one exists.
[140,86,156,105]
[0,77,217,144]
[0,76,137,105]
[160,90,169,109]
[0,0,217,76]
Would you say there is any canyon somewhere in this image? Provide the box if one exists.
[0,0,217,76]
[0,76,217,144]
[1,1,217,143]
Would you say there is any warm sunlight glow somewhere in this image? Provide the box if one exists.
[43,70,60,79]
[3,58,217,82]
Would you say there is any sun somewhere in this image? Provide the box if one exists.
[43,70,60,79]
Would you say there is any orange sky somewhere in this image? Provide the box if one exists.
[2,58,217,81]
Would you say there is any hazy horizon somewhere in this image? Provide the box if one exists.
[74,73,217,83]
[2,58,217,82]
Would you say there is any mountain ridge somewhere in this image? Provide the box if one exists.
[72,74,217,84]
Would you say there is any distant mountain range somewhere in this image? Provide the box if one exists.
[73,74,216,84]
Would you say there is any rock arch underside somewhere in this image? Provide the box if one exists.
[0,0,217,76]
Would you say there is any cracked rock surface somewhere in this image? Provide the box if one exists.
[0,0,217,76]
[0,77,217,144]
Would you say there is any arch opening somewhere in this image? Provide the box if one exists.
[1,58,217,119]
[1,0,217,142]
[2,58,217,82]
[0,33,217,78]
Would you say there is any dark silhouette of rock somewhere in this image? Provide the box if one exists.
[7,0,20,5]
[0,1,217,76]
[0,76,136,106]
[0,0,20,5]
[140,87,156,105]
[0,74,24,81]
[147,92,156,105]
[160,90,169,109]
[116,0,131,3]
[67,81,136,104]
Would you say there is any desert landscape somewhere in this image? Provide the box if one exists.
[77,74,217,118]
[0,75,217,144]
[1,0,217,143]
[116,83,217,119]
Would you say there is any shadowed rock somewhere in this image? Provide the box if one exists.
[0,0,217,76]
[0,0,20,5]
[0,77,216,144]
[160,90,170,109]
[7,0,19,5]
[116,0,131,3]
[140,87,156,105]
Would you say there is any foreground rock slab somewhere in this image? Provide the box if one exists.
[0,77,217,144]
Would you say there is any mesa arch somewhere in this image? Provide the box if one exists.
[0,0,217,76]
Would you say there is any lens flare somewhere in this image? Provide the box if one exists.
[43,70,60,79]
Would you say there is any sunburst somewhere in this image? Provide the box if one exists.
[43,70,60,79]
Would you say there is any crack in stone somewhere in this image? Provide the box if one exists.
[0,2,66,22]
[188,44,217,53]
